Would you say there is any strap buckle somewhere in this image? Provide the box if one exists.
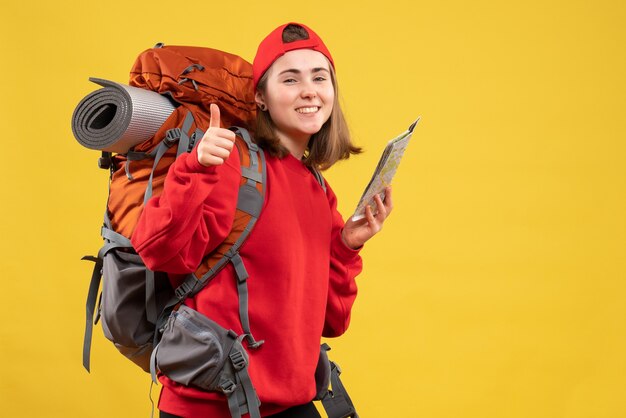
[220,379,237,394]
[174,280,195,299]
[164,128,182,147]
[229,350,247,371]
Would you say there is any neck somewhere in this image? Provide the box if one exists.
[276,131,310,160]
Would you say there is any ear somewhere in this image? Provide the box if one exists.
[255,91,266,109]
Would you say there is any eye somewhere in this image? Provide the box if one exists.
[283,78,297,84]
[314,76,328,82]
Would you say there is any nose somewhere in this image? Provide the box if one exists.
[300,80,317,99]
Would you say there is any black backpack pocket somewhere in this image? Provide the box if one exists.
[155,305,248,392]
[100,248,172,371]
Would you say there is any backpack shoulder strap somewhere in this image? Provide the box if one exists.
[166,127,266,348]
[308,166,327,193]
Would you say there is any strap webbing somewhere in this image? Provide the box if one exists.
[227,337,261,418]
[143,139,174,206]
[241,167,262,183]
[226,388,243,418]
[231,253,263,348]
[142,112,197,206]
[176,111,195,157]
[82,255,103,372]
[236,366,261,418]
[101,226,132,247]
[308,166,327,192]
[236,183,263,217]
[229,126,255,149]
[321,362,359,418]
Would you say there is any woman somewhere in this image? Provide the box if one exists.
[131,22,392,418]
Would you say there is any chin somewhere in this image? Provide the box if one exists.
[303,127,323,135]
[300,122,326,135]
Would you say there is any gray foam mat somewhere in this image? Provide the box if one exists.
[72,78,176,153]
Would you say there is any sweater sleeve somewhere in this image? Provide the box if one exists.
[322,182,363,338]
[130,144,241,274]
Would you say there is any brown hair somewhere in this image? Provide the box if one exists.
[254,24,362,170]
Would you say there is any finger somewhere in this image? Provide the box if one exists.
[365,204,379,230]
[212,136,235,151]
[373,193,387,219]
[209,103,221,129]
[215,128,236,143]
[198,134,232,153]
[202,155,225,166]
[201,138,233,162]
[199,127,235,151]
[197,145,226,167]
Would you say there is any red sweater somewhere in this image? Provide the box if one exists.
[131,143,363,417]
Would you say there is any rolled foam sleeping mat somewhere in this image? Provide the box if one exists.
[72,78,176,153]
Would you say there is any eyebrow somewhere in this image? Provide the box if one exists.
[278,67,330,76]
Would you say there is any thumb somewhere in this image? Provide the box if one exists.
[209,103,221,128]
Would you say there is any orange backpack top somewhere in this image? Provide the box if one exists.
[106,44,257,239]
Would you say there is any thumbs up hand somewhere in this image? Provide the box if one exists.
[197,104,236,167]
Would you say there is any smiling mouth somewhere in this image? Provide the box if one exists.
[295,106,320,114]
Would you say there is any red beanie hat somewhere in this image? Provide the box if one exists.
[252,22,335,91]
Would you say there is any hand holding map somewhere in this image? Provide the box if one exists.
[351,117,420,221]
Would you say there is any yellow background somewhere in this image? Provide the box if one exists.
[1,0,625,417]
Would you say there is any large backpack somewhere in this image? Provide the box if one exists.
[76,44,358,418]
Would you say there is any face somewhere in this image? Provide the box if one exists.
[256,49,335,147]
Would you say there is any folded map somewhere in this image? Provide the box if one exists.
[351,117,420,221]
